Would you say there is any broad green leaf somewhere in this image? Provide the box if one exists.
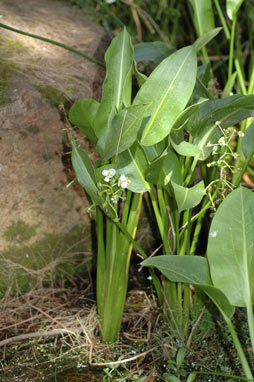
[171,181,205,212]
[133,46,197,146]
[145,151,183,186]
[96,104,149,160]
[226,0,244,20]
[188,95,254,159]
[117,142,150,193]
[207,187,254,307]
[134,41,174,62]
[141,255,234,318]
[171,104,200,131]
[94,28,133,138]
[198,284,235,318]
[142,140,168,162]
[142,255,212,284]
[170,130,202,157]
[71,141,100,204]
[188,0,215,36]
[69,98,99,143]
[242,122,254,159]
[193,27,222,52]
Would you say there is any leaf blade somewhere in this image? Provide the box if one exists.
[207,187,254,307]
[133,46,197,146]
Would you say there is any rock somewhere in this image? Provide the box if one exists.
[0,0,108,294]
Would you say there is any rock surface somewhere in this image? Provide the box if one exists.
[0,0,107,291]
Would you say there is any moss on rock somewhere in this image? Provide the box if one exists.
[0,225,92,296]
[34,84,68,107]
[3,220,38,243]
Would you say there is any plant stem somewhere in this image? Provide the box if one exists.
[184,155,200,186]
[224,315,254,380]
[228,18,237,82]
[213,0,230,40]
[235,58,247,95]
[96,208,106,318]
[246,300,254,354]
[0,22,106,68]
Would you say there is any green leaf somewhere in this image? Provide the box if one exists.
[134,60,147,88]
[165,375,181,382]
[69,98,99,143]
[71,141,100,204]
[187,372,197,382]
[170,130,202,157]
[171,104,200,132]
[193,27,222,52]
[242,122,254,159]
[96,104,149,160]
[176,347,186,368]
[134,41,174,62]
[117,142,150,193]
[141,255,235,318]
[145,151,183,186]
[142,140,168,162]
[93,28,133,138]
[188,0,215,36]
[133,46,197,146]
[188,95,254,160]
[207,187,254,307]
[226,0,245,20]
[171,181,205,212]
[142,255,212,284]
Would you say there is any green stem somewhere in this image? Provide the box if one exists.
[96,208,106,317]
[149,188,169,252]
[246,300,254,354]
[233,152,253,188]
[0,22,105,68]
[235,58,247,94]
[184,155,200,186]
[224,315,253,381]
[248,62,254,94]
[114,213,163,304]
[213,0,230,40]
[228,18,237,82]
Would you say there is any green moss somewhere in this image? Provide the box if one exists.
[0,35,27,105]
[3,220,38,243]
[34,84,68,107]
[0,61,17,105]
[0,225,92,296]
[19,130,28,139]
[0,37,29,55]
[27,124,40,134]
[42,153,53,162]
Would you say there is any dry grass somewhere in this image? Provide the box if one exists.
[0,284,168,381]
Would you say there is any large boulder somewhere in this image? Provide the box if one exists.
[0,0,107,294]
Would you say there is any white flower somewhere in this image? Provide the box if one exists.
[118,174,130,189]
[238,131,245,137]
[106,0,116,3]
[111,195,119,203]
[218,136,226,146]
[102,168,116,182]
